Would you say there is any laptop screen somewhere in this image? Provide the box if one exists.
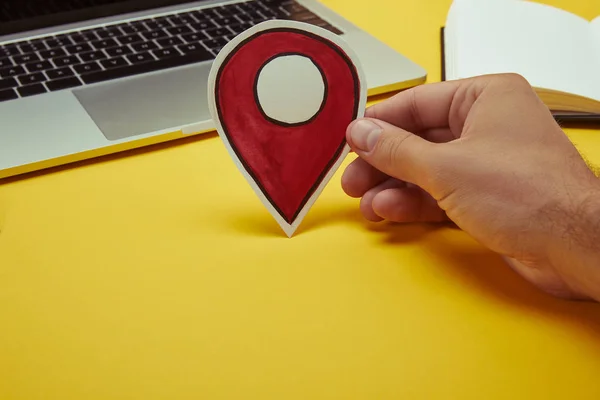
[0,0,208,36]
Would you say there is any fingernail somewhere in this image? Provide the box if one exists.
[350,120,382,152]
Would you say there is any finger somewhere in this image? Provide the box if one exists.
[365,77,491,135]
[371,186,448,223]
[346,118,441,188]
[365,80,462,132]
[359,178,405,222]
[341,156,390,198]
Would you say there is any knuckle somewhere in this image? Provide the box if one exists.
[408,89,424,131]
[494,73,532,91]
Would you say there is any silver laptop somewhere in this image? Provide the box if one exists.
[0,0,426,180]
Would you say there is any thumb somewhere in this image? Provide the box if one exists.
[346,118,440,187]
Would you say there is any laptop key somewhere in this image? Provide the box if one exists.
[65,43,93,54]
[228,23,253,35]
[0,58,13,69]
[166,26,193,36]
[117,34,144,45]
[18,73,46,86]
[168,14,195,26]
[97,28,122,39]
[0,89,18,102]
[141,30,169,41]
[256,7,278,18]
[19,42,47,54]
[270,6,292,18]
[79,51,107,62]
[121,23,147,34]
[53,55,81,67]
[40,48,67,59]
[91,38,119,50]
[70,32,98,44]
[126,52,155,64]
[201,8,222,19]
[154,16,172,24]
[203,37,228,49]
[214,17,241,26]
[46,67,74,80]
[45,37,73,48]
[190,21,217,31]
[181,32,209,43]
[30,38,48,49]
[204,28,232,38]
[25,60,53,73]
[146,19,172,30]
[100,57,129,69]
[0,65,25,78]
[13,53,41,64]
[18,83,47,97]
[54,33,72,41]
[0,46,21,58]
[177,43,208,55]
[237,2,263,12]
[275,5,291,17]
[46,77,83,92]
[152,47,181,59]
[190,10,210,22]
[74,62,102,75]
[130,42,157,52]
[82,51,214,85]
[0,77,18,90]
[156,37,183,48]
[177,11,198,21]
[106,46,134,57]
[242,11,268,22]
[218,5,243,17]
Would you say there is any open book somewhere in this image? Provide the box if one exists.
[443,0,600,114]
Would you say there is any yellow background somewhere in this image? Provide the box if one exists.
[2,0,600,399]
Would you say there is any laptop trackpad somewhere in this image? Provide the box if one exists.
[73,64,212,141]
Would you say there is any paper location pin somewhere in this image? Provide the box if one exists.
[207,20,367,237]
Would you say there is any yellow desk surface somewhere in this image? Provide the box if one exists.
[2,1,600,399]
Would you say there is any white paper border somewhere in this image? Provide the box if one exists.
[207,20,367,237]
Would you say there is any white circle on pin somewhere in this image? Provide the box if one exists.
[256,54,326,125]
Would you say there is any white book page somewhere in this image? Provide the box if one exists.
[591,16,600,90]
[449,0,600,101]
[592,16,600,43]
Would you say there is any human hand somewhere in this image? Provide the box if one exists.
[342,74,600,301]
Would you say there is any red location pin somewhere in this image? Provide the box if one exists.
[208,20,366,237]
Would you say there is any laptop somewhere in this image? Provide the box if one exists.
[0,0,427,180]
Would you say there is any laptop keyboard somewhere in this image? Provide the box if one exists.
[0,0,343,102]
[1,0,126,22]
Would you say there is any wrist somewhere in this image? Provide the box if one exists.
[546,180,600,301]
